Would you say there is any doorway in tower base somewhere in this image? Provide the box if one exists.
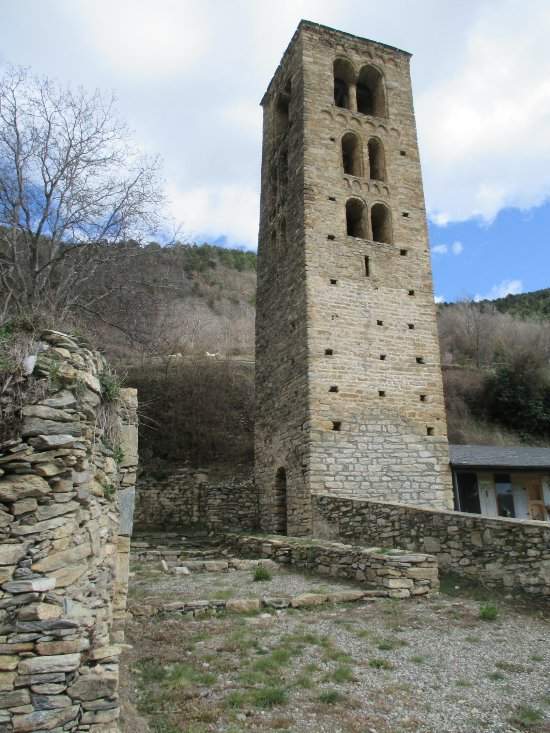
[273,467,288,534]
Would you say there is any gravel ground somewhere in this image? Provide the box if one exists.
[122,557,550,733]
[129,561,367,602]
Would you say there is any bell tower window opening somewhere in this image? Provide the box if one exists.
[342,132,362,177]
[333,58,355,110]
[356,65,386,117]
[367,137,386,181]
[346,198,367,238]
[371,202,392,244]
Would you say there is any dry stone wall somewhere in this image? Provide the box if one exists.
[313,494,550,597]
[135,466,258,533]
[0,330,137,732]
[222,533,438,598]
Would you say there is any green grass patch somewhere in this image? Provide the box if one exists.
[225,691,247,709]
[479,602,499,621]
[376,638,409,651]
[410,655,427,665]
[253,564,272,582]
[251,686,287,708]
[368,658,394,670]
[330,665,355,683]
[495,661,527,674]
[511,705,544,729]
[487,671,505,681]
[318,689,345,705]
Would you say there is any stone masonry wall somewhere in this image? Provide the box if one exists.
[301,23,453,510]
[0,330,137,732]
[135,466,258,533]
[222,533,439,599]
[313,494,550,597]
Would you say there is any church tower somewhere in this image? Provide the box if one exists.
[255,21,453,535]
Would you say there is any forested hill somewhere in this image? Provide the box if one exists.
[81,242,257,363]
[480,288,550,320]
[117,243,549,462]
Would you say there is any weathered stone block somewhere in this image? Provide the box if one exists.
[18,654,81,675]
[0,475,50,503]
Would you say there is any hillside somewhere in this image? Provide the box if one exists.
[4,241,547,463]
[98,244,547,463]
[80,242,256,363]
[477,287,550,320]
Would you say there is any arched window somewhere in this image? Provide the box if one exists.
[356,65,386,117]
[367,138,386,181]
[273,467,287,535]
[346,198,367,238]
[333,58,355,110]
[371,203,392,244]
[341,132,362,177]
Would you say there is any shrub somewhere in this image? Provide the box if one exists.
[479,602,498,621]
[319,690,344,704]
[251,686,287,708]
[99,370,122,401]
[253,564,272,582]
[368,658,394,670]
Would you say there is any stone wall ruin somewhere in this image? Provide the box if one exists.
[135,466,258,533]
[313,493,550,597]
[0,330,137,732]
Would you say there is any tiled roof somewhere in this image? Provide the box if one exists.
[449,444,550,470]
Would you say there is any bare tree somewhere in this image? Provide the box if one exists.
[0,65,164,322]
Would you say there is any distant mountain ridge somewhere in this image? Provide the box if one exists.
[474,288,550,319]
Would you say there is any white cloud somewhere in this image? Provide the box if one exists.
[167,182,259,248]
[75,0,211,78]
[418,0,550,225]
[474,279,523,302]
[432,241,463,255]
[434,295,445,304]
[3,1,550,246]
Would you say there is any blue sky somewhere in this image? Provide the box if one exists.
[1,0,550,302]
[430,204,550,302]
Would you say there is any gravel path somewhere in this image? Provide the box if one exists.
[123,556,550,733]
[129,563,367,602]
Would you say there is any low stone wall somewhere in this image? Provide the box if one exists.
[135,466,258,532]
[0,330,137,732]
[222,534,438,598]
[312,494,550,597]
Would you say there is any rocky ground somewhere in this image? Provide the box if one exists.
[120,540,550,733]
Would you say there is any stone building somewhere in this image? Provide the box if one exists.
[255,21,453,535]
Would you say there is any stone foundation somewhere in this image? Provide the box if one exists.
[222,533,438,598]
[135,466,258,532]
[0,331,137,732]
[313,494,550,596]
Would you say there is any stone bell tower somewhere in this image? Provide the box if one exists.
[255,21,453,536]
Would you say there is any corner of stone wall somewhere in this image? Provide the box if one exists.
[0,330,138,732]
